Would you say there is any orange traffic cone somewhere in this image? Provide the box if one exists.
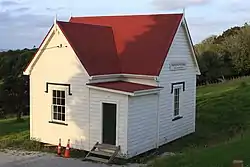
[57,138,62,156]
[64,139,70,158]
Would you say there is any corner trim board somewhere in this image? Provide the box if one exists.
[45,82,72,95]
[171,82,185,93]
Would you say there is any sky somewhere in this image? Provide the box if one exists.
[0,0,249,49]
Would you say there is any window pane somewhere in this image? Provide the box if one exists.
[174,95,178,102]
[57,98,61,105]
[174,88,180,95]
[62,107,65,114]
[53,113,58,120]
[62,114,65,121]
[58,106,62,113]
[58,113,62,120]
[174,109,179,116]
[53,98,56,104]
[57,91,60,97]
[174,89,178,95]
[61,99,65,105]
[53,105,57,112]
[53,90,56,97]
[61,91,65,98]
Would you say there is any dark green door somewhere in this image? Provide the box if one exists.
[102,103,116,145]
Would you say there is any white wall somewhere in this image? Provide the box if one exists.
[127,94,158,157]
[158,23,197,145]
[89,89,128,155]
[30,25,91,150]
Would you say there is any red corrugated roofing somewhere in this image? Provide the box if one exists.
[24,14,183,76]
[87,81,161,93]
[70,14,183,76]
[57,21,121,76]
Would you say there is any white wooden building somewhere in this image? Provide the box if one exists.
[23,13,200,159]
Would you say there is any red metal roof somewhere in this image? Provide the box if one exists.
[70,14,183,76]
[87,81,161,93]
[24,14,183,76]
[57,21,121,76]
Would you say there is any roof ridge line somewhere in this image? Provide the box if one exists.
[70,13,184,18]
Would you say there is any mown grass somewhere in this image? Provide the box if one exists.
[0,117,43,151]
[0,117,86,157]
[150,133,250,167]
[149,77,250,167]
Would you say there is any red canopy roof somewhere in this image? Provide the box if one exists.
[87,81,161,93]
[70,14,183,76]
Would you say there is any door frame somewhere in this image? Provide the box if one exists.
[100,100,119,146]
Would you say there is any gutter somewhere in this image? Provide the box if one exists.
[90,73,159,81]
[87,85,163,97]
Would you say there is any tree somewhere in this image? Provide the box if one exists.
[0,49,34,120]
[195,35,217,56]
[223,24,250,75]
[198,51,224,83]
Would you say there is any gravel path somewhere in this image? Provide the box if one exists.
[0,150,143,167]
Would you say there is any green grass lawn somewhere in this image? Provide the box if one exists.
[0,117,41,150]
[150,77,250,167]
[151,134,250,167]
[0,116,86,157]
[0,117,29,136]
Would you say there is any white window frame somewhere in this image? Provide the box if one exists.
[172,83,184,119]
[173,87,181,117]
[51,89,66,123]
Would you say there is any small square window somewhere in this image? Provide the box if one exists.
[58,113,62,120]
[53,90,56,97]
[62,114,65,121]
[61,91,65,98]
[53,105,57,112]
[62,107,65,114]
[57,91,61,97]
[53,98,56,105]
[57,99,61,105]
[61,99,65,105]
[58,106,61,113]
[53,113,58,120]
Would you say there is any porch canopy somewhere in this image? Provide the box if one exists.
[87,81,163,96]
